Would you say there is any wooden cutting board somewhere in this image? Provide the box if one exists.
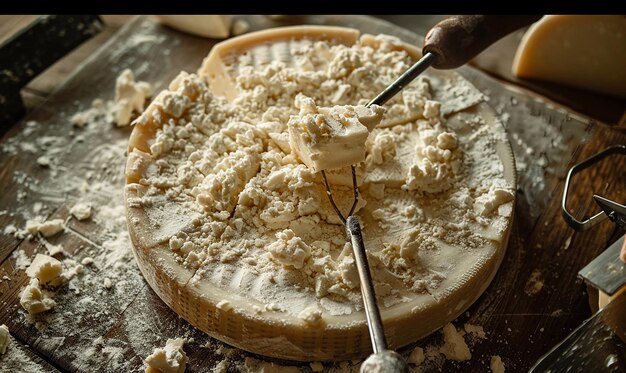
[0,15,624,372]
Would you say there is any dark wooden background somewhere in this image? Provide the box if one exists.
[0,15,624,372]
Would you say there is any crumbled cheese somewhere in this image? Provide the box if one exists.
[464,323,486,339]
[70,202,92,220]
[0,324,9,355]
[267,229,311,269]
[25,218,64,238]
[309,362,324,372]
[216,300,233,311]
[474,182,515,216]
[407,346,425,365]
[145,338,188,373]
[25,254,64,285]
[490,355,505,373]
[113,69,153,127]
[439,323,471,361]
[20,278,56,315]
[297,307,323,325]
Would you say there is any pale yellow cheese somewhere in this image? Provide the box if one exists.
[20,278,56,315]
[157,16,232,39]
[513,15,626,99]
[0,324,8,355]
[25,254,64,286]
[287,94,385,172]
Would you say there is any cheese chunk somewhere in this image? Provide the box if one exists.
[20,278,56,315]
[0,324,8,355]
[145,338,188,373]
[113,69,153,127]
[512,15,626,99]
[157,15,232,39]
[70,202,92,220]
[288,94,385,172]
[25,254,64,286]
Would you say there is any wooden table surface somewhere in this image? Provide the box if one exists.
[0,15,625,372]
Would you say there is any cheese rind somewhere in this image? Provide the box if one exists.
[512,15,626,99]
[288,94,385,172]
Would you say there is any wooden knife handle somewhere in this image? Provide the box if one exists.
[423,15,542,69]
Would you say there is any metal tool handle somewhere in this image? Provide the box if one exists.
[368,15,541,108]
[346,216,387,353]
[423,15,542,69]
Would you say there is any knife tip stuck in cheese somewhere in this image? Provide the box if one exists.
[287,94,385,172]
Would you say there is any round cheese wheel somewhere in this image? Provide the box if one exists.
[126,25,516,361]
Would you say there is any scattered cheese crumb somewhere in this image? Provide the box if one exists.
[0,324,9,355]
[216,300,233,312]
[26,219,65,238]
[439,323,471,361]
[20,278,56,315]
[310,362,324,372]
[113,69,153,127]
[25,254,64,285]
[524,269,544,296]
[490,355,505,373]
[297,307,323,325]
[145,338,188,373]
[464,323,486,339]
[407,346,425,365]
[70,203,92,220]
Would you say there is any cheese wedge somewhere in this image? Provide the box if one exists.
[512,15,626,99]
[157,15,232,39]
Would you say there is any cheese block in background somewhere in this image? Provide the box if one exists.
[512,15,626,99]
[156,15,232,39]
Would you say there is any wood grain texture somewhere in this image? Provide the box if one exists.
[0,15,624,372]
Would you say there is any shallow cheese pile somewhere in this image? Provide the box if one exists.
[128,35,513,320]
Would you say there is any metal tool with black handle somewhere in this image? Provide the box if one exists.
[318,15,544,373]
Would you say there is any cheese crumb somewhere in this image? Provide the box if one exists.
[0,324,9,355]
[145,338,188,373]
[267,229,311,269]
[490,355,505,373]
[25,254,64,285]
[20,278,56,315]
[297,307,323,325]
[310,362,324,372]
[439,323,471,361]
[113,69,153,127]
[30,219,65,238]
[70,203,92,220]
[407,346,425,365]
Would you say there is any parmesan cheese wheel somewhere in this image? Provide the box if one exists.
[512,15,626,99]
[126,26,516,361]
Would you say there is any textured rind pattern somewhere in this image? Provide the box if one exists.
[125,25,516,361]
